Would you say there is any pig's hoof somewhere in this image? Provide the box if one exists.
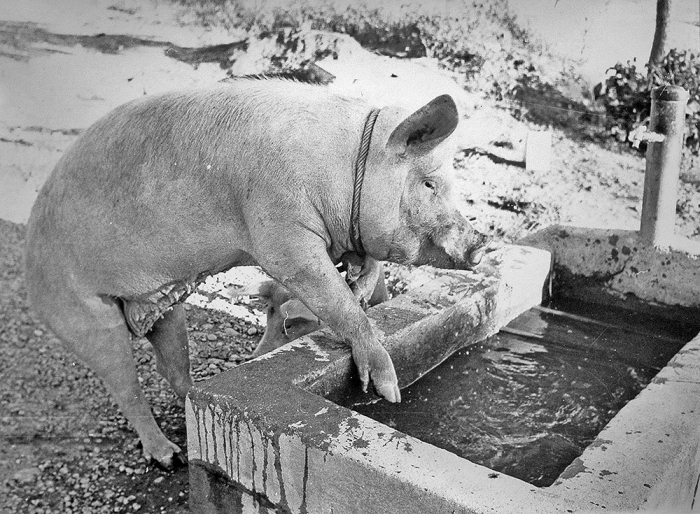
[355,344,401,402]
[374,381,402,403]
[143,440,186,470]
[367,348,401,403]
[151,450,188,471]
[172,451,188,468]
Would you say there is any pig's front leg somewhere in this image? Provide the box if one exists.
[342,253,387,309]
[261,247,400,403]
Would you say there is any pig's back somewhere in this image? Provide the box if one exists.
[26,80,366,296]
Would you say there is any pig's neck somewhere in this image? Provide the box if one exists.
[302,105,379,265]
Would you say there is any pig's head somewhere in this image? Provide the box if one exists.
[359,95,487,269]
[232,281,322,358]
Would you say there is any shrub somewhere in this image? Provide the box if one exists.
[174,0,589,131]
[598,49,700,155]
[175,0,575,101]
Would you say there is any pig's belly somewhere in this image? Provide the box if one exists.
[121,273,207,337]
[73,226,257,297]
[119,249,258,337]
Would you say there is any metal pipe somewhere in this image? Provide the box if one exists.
[639,85,689,247]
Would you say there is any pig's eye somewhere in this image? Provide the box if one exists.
[423,180,437,194]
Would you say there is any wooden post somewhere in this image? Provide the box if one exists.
[649,0,671,65]
[639,85,689,248]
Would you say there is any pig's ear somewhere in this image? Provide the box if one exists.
[280,299,319,323]
[386,94,459,155]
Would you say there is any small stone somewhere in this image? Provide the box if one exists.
[247,327,258,336]
[33,329,43,337]
[201,323,213,331]
[13,467,41,484]
[207,334,217,341]
[223,327,237,336]
[153,476,164,484]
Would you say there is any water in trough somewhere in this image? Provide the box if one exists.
[347,299,697,487]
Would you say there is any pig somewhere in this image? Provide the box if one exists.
[340,253,389,311]
[237,254,389,357]
[24,79,487,468]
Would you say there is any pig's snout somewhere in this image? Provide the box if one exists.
[465,230,488,267]
[444,219,489,270]
[423,220,489,271]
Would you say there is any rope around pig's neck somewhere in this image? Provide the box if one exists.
[351,108,380,258]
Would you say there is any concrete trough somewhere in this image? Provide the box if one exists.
[186,226,700,513]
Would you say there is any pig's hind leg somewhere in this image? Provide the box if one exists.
[145,303,193,400]
[39,292,184,469]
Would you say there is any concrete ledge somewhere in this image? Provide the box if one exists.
[548,332,700,511]
[522,225,700,512]
[519,225,700,308]
[186,245,558,513]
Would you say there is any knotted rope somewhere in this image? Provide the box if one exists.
[351,108,380,257]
